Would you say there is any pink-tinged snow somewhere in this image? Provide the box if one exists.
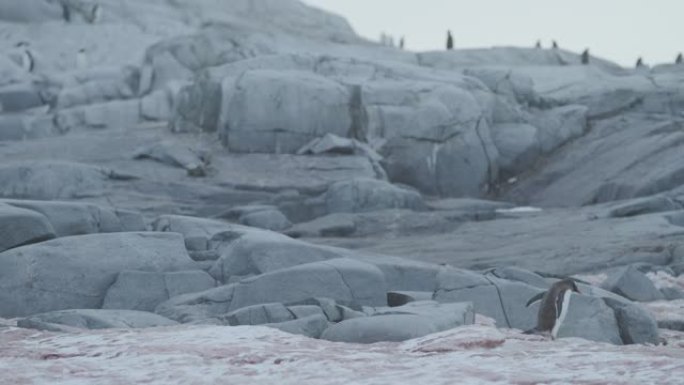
[647,272,684,291]
[2,322,684,385]
[645,299,684,323]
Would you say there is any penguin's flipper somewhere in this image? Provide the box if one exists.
[526,292,545,307]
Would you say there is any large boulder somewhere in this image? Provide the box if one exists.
[0,232,194,318]
[238,208,292,232]
[208,230,348,283]
[606,196,682,218]
[221,303,294,326]
[228,258,387,311]
[601,265,665,302]
[55,99,142,131]
[0,203,55,252]
[0,83,45,112]
[1,199,145,237]
[0,0,63,22]
[321,314,436,343]
[17,309,177,332]
[0,161,131,200]
[102,270,216,312]
[490,123,540,177]
[154,285,237,324]
[324,178,424,213]
[367,81,499,197]
[556,294,623,345]
[156,257,388,323]
[321,301,473,343]
[266,314,330,339]
[220,69,351,153]
[603,298,659,345]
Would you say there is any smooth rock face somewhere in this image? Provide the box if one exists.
[221,70,351,153]
[17,309,178,332]
[0,232,194,318]
[239,209,292,231]
[222,303,294,326]
[154,285,237,324]
[1,199,145,237]
[228,258,388,311]
[603,298,659,345]
[601,266,665,302]
[0,204,55,252]
[324,178,424,214]
[607,196,682,218]
[208,230,348,282]
[0,161,124,200]
[266,314,330,339]
[321,314,437,343]
[321,301,474,343]
[556,294,623,345]
[102,270,216,312]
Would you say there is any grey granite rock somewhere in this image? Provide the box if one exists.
[0,161,130,200]
[0,232,193,318]
[601,265,665,302]
[221,303,294,326]
[387,291,434,307]
[603,298,659,345]
[321,301,473,343]
[0,203,55,252]
[556,294,622,345]
[1,199,144,237]
[607,196,682,218]
[103,270,216,312]
[324,178,424,214]
[321,314,437,343]
[228,258,387,312]
[239,209,292,231]
[17,309,177,332]
[487,267,550,289]
[155,284,237,324]
[266,314,330,339]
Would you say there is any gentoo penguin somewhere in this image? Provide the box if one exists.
[552,40,558,49]
[446,30,454,50]
[12,42,35,73]
[62,3,72,23]
[581,49,590,65]
[525,278,580,339]
[676,53,683,65]
[535,40,541,49]
[84,4,102,24]
[76,48,88,70]
[635,57,644,68]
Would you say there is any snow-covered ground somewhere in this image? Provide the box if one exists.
[1,321,683,385]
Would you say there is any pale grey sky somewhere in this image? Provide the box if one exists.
[303,0,682,67]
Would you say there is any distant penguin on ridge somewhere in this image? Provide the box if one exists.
[76,48,89,70]
[581,49,590,65]
[13,42,35,73]
[635,57,644,68]
[524,278,580,339]
[446,30,454,50]
[676,53,683,65]
[84,4,102,24]
[552,40,558,49]
[535,40,541,49]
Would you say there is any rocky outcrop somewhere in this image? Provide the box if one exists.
[0,232,194,318]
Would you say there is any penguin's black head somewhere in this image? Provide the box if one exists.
[558,278,580,293]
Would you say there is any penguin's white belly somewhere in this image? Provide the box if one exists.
[551,290,573,339]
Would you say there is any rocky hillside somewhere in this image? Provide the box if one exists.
[1,1,684,382]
